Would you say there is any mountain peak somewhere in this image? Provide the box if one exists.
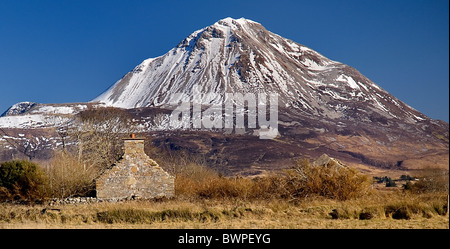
[215,17,258,26]
[92,18,430,125]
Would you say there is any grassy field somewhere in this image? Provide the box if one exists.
[0,191,448,229]
[1,157,448,229]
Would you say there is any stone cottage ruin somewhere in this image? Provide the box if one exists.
[96,135,174,199]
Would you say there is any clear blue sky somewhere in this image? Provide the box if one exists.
[0,0,448,122]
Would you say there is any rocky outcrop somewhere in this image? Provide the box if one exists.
[313,154,345,167]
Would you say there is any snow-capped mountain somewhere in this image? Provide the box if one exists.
[1,102,37,117]
[0,102,91,129]
[93,17,428,124]
[1,17,448,174]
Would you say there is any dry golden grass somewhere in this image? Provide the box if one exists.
[0,191,448,229]
[1,155,448,229]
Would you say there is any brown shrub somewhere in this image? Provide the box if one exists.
[174,162,281,200]
[174,158,371,201]
[43,151,99,198]
[280,159,371,201]
[175,164,248,199]
[0,160,49,201]
[405,168,449,194]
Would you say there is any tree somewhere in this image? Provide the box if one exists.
[385,177,397,187]
[69,107,138,172]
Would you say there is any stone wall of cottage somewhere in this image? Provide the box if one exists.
[95,139,175,199]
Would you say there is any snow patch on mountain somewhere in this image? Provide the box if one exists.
[336,74,359,90]
[0,103,90,129]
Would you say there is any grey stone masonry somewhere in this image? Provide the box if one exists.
[96,137,175,199]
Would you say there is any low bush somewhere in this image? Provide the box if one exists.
[281,159,372,201]
[0,152,101,200]
[175,158,371,201]
[0,160,48,200]
[404,168,449,193]
[329,206,382,220]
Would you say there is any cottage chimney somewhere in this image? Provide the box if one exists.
[123,135,145,155]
